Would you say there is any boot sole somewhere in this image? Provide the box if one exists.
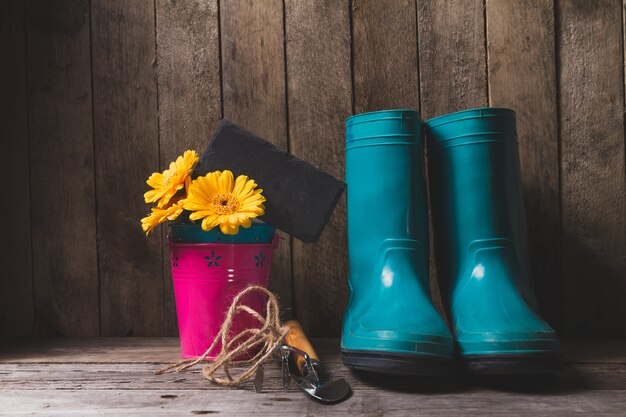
[341,349,453,376]
[462,352,561,374]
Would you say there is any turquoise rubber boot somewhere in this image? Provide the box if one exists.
[341,110,454,375]
[426,108,560,374]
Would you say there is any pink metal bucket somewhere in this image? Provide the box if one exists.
[168,233,279,359]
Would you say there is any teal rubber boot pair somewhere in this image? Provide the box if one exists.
[341,108,560,375]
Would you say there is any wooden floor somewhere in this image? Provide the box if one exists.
[1,338,625,416]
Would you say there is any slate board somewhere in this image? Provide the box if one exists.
[193,120,345,243]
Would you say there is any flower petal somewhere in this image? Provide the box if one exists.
[143,150,198,208]
[201,216,219,231]
[232,175,249,196]
[218,170,234,194]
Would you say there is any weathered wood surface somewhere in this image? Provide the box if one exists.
[25,0,100,336]
[558,0,626,335]
[220,0,293,317]
[0,0,34,337]
[91,0,163,336]
[418,0,489,319]
[286,0,352,336]
[3,337,626,364]
[2,389,625,417]
[1,338,626,415]
[486,0,561,330]
[352,0,420,113]
[3,1,626,338]
[4,360,626,392]
[417,0,487,119]
[155,0,222,336]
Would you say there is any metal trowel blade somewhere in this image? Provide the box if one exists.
[300,377,351,404]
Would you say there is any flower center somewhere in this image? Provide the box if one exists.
[210,193,240,215]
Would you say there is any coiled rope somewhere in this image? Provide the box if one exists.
[155,285,289,387]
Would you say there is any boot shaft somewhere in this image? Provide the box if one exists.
[426,108,532,303]
[346,110,429,292]
[342,110,453,365]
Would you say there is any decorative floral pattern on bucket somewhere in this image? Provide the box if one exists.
[205,251,222,268]
[254,251,266,267]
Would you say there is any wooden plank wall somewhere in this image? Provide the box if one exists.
[1,0,625,338]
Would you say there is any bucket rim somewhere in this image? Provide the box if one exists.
[169,222,275,244]
[168,232,280,249]
[167,240,277,248]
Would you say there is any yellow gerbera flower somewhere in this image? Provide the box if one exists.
[141,199,186,236]
[184,170,266,235]
[144,150,199,207]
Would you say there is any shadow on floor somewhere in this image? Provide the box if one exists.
[348,363,588,395]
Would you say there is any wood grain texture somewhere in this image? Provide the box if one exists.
[4,389,626,416]
[3,360,626,393]
[25,0,99,336]
[0,337,180,363]
[417,0,488,119]
[2,339,626,416]
[2,337,624,364]
[220,0,292,317]
[558,0,626,335]
[350,0,446,320]
[352,0,419,112]
[4,359,626,392]
[285,0,352,336]
[418,0,488,320]
[4,1,626,340]
[155,0,222,336]
[486,0,561,329]
[0,0,34,337]
[91,0,162,336]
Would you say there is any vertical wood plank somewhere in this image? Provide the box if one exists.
[559,0,626,335]
[220,0,292,316]
[352,0,419,112]
[418,0,488,319]
[155,0,222,336]
[285,0,352,336]
[0,0,34,337]
[92,0,163,336]
[351,0,448,321]
[486,0,561,329]
[417,0,488,119]
[26,0,99,336]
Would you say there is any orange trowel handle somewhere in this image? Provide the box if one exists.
[284,320,319,370]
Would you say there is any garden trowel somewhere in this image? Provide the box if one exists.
[277,320,351,403]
